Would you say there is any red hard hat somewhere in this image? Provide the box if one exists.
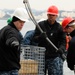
[62,17,74,29]
[47,5,58,15]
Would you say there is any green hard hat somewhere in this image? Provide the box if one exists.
[7,17,12,24]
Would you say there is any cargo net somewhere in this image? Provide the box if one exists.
[19,45,46,75]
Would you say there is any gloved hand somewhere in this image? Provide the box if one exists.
[57,48,63,54]
[40,32,47,39]
[11,41,19,50]
[57,48,66,61]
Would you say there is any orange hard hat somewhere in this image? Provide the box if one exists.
[62,17,74,29]
[47,5,58,15]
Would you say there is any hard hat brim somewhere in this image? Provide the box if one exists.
[47,12,58,16]
[68,22,75,26]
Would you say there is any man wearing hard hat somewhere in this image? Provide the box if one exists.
[32,5,66,75]
[62,17,75,71]
[0,8,27,75]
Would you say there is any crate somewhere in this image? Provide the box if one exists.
[19,45,46,75]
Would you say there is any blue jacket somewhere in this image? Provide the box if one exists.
[22,30,38,46]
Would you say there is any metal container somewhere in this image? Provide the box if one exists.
[19,45,46,75]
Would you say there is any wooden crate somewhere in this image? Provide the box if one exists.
[19,60,38,75]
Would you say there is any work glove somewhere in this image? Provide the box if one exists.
[11,41,19,50]
[57,48,63,54]
[57,48,66,61]
[39,32,47,39]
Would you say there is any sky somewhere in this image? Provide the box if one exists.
[0,0,75,11]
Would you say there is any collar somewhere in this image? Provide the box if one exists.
[8,22,19,32]
[46,20,57,27]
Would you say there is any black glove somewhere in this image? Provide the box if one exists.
[57,48,66,61]
[57,48,63,54]
[11,41,19,50]
[40,32,47,39]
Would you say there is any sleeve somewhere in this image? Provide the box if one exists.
[58,26,66,53]
[22,30,34,45]
[5,29,20,50]
[32,22,45,43]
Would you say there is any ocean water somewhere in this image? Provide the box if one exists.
[0,20,74,75]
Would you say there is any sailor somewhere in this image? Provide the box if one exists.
[0,8,27,75]
[62,17,75,71]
